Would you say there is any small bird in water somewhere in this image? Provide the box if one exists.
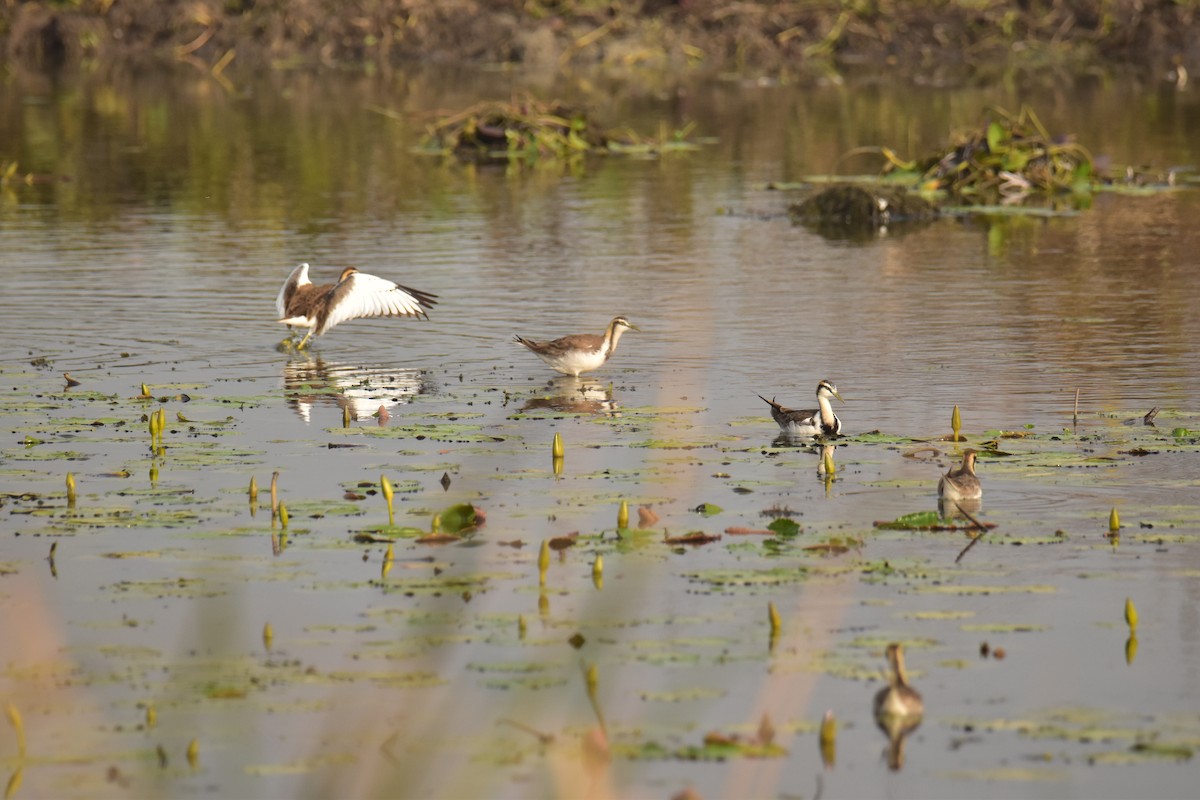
[873,642,923,771]
[758,380,843,437]
[938,449,982,501]
[513,316,639,376]
[276,263,437,349]
[873,642,924,723]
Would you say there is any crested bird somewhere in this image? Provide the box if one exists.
[758,379,843,437]
[276,263,437,349]
[938,449,982,501]
[513,316,639,377]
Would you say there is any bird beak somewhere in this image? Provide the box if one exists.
[832,389,844,404]
[625,323,641,332]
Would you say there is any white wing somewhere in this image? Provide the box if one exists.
[276,263,311,319]
[318,271,429,335]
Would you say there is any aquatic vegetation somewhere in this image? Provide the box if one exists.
[418,96,699,162]
[2,361,1199,799]
[879,105,1094,200]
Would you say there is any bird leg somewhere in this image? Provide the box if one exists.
[296,330,314,349]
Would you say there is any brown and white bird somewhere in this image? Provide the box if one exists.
[938,449,982,502]
[513,316,639,376]
[276,263,437,349]
[873,642,924,724]
[758,380,843,437]
[873,642,924,771]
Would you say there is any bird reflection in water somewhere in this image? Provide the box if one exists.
[519,376,620,417]
[939,495,982,520]
[282,355,431,424]
[873,642,924,771]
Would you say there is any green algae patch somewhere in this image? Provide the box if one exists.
[684,567,808,588]
[324,670,445,688]
[903,610,975,621]
[280,500,367,519]
[960,623,1048,633]
[1088,742,1194,764]
[105,577,226,599]
[641,687,727,703]
[6,449,91,461]
[628,438,731,450]
[27,506,202,530]
[916,584,1058,596]
[351,423,507,443]
[378,572,518,596]
[244,753,359,776]
[941,767,1067,783]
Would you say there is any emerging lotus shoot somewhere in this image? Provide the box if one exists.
[278,502,289,528]
[819,710,837,769]
[1124,597,1138,630]
[768,602,781,635]
[952,404,962,438]
[552,431,564,459]
[1109,507,1120,533]
[617,500,629,530]
[66,472,76,505]
[381,475,395,525]
[538,539,550,586]
[6,703,25,758]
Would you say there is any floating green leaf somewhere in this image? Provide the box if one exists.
[766,518,800,537]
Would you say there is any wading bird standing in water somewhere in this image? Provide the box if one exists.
[513,316,640,376]
[938,449,982,502]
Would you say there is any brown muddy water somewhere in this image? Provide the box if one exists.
[2,67,1200,799]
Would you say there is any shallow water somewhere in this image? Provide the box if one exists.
[2,67,1200,798]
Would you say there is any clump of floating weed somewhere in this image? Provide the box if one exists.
[418,95,698,162]
[876,104,1094,200]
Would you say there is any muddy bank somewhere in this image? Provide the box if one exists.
[3,0,1197,83]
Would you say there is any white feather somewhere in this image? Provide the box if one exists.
[276,263,311,320]
[318,272,428,335]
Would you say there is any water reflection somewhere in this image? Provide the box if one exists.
[520,377,619,416]
[282,356,431,423]
[939,495,982,520]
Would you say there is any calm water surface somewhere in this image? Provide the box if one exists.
[1,67,1199,798]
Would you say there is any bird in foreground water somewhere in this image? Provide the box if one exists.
[938,449,982,502]
[276,263,437,349]
[513,316,639,376]
[873,642,924,723]
[758,379,843,437]
[873,642,923,771]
